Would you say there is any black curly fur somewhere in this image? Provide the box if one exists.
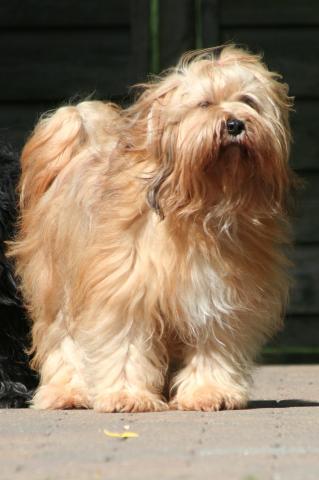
[0,144,38,408]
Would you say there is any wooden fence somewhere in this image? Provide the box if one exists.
[0,0,318,361]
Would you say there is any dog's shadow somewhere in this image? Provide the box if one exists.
[248,399,319,409]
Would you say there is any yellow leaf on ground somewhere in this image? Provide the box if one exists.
[103,429,139,439]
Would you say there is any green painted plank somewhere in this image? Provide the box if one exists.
[221,0,319,26]
[159,0,196,70]
[0,0,130,27]
[270,315,319,349]
[289,245,319,315]
[0,30,130,102]
[291,100,319,170]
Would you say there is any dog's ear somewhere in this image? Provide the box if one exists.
[145,97,169,217]
[146,102,161,149]
[261,76,295,211]
[141,76,182,217]
[146,172,164,218]
[146,165,172,219]
[267,76,293,134]
[146,96,177,218]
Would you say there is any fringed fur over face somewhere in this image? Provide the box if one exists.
[132,47,292,221]
[10,46,295,412]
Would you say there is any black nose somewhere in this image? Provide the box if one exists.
[226,118,245,136]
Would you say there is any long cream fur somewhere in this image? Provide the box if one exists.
[10,46,294,412]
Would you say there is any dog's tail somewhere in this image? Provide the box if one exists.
[20,101,116,210]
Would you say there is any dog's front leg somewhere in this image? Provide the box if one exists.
[169,336,250,411]
[82,322,169,413]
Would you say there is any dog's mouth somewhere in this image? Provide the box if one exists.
[204,121,255,173]
[204,142,251,179]
[219,141,250,162]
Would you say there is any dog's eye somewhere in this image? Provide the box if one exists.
[240,95,259,111]
[198,101,212,108]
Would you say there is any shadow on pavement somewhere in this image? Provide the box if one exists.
[248,399,319,409]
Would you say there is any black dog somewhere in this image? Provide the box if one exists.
[0,145,38,407]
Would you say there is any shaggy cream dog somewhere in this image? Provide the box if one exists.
[10,46,294,412]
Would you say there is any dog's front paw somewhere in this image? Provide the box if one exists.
[94,391,168,413]
[170,385,247,412]
[32,384,91,410]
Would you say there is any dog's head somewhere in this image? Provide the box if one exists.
[129,45,293,221]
